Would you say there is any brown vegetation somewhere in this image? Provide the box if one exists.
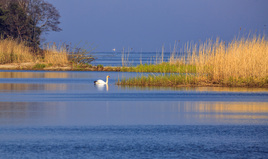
[0,39,34,64]
[43,43,69,66]
[118,35,268,88]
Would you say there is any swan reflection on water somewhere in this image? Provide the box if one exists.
[94,84,109,91]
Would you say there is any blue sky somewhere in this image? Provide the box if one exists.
[45,0,268,52]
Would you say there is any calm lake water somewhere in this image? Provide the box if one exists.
[0,70,268,158]
[90,52,183,66]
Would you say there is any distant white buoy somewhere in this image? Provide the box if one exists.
[112,48,116,52]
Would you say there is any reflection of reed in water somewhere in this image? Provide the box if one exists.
[0,83,67,92]
[0,72,69,78]
[44,84,67,91]
[189,102,268,113]
[193,87,268,92]
[0,72,70,92]
[119,85,268,92]
[184,102,268,121]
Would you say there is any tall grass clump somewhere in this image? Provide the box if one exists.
[43,43,69,66]
[0,39,95,68]
[0,39,34,64]
[193,35,268,87]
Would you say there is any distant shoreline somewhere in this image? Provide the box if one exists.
[0,63,121,72]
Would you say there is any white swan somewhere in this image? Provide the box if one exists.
[94,75,110,85]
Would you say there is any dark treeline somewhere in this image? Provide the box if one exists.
[0,0,61,52]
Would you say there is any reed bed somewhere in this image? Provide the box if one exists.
[118,35,268,87]
[43,43,69,66]
[193,36,268,87]
[0,39,34,64]
[0,39,71,67]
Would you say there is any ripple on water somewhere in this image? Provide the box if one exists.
[0,126,267,158]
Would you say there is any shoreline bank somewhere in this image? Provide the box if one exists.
[0,63,121,72]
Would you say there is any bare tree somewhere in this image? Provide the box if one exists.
[28,0,61,47]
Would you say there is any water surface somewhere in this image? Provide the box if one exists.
[0,70,267,158]
[90,51,181,66]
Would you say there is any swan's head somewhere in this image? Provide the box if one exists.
[107,75,110,78]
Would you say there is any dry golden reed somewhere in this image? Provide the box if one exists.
[0,39,70,66]
[191,35,268,86]
[43,43,69,66]
[119,34,268,87]
[0,39,34,64]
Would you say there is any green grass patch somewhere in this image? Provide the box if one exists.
[33,63,46,69]
[224,76,268,87]
[74,63,92,69]
[118,74,198,87]
[118,74,268,88]
[97,64,104,70]
[47,63,53,67]
[121,62,196,73]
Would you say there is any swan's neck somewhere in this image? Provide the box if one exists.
[106,77,109,84]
